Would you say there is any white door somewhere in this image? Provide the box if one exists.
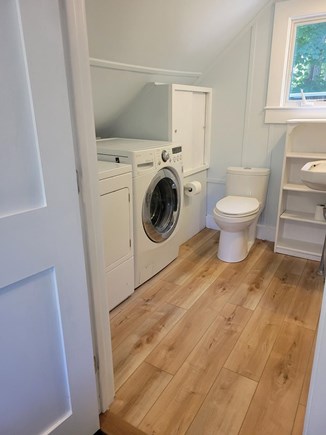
[0,1,99,434]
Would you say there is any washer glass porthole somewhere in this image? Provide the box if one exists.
[142,168,181,243]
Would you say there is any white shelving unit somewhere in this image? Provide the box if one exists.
[274,119,326,261]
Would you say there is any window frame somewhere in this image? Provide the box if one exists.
[265,0,326,123]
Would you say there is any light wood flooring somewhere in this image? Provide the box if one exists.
[100,228,324,435]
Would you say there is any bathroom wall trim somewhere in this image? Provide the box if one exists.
[89,57,202,78]
[206,177,225,185]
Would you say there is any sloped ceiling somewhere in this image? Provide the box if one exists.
[86,0,272,72]
[85,0,273,134]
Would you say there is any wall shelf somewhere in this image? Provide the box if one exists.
[286,152,326,160]
[283,183,326,193]
[280,211,326,225]
[274,119,326,261]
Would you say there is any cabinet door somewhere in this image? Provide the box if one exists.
[172,90,206,172]
[0,1,99,434]
[100,187,131,268]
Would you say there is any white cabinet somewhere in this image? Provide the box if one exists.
[275,119,326,261]
[110,83,212,175]
[170,85,211,175]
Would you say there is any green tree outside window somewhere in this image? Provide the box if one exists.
[289,21,326,100]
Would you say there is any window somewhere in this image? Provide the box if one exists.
[265,0,326,123]
[288,20,326,102]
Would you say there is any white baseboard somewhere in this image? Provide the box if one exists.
[205,214,275,242]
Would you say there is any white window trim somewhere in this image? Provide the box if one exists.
[265,0,326,124]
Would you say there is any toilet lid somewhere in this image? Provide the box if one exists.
[215,196,259,216]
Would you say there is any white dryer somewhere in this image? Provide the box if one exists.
[97,138,183,287]
[97,160,134,309]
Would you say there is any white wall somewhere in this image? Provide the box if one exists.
[199,1,285,240]
[85,0,271,72]
[90,68,196,137]
[85,0,272,137]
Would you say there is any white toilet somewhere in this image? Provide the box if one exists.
[213,167,270,263]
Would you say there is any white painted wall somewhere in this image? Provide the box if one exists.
[85,0,271,72]
[85,0,272,136]
[198,1,285,240]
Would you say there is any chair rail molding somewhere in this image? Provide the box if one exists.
[89,57,202,79]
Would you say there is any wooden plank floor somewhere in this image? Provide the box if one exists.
[101,229,324,435]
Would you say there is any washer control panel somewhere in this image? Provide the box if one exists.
[171,146,183,164]
[157,145,183,167]
[97,142,183,176]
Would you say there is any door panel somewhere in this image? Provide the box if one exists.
[0,269,71,434]
[0,1,45,218]
[0,1,99,434]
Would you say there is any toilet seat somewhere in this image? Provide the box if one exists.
[215,195,259,217]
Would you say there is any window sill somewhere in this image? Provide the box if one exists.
[184,164,209,178]
[265,106,326,124]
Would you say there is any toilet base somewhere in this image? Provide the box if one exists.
[218,229,249,263]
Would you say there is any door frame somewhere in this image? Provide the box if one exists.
[60,0,114,412]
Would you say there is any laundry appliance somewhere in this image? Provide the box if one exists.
[97,160,134,309]
[97,138,183,287]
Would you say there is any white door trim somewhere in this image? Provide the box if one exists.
[61,0,115,412]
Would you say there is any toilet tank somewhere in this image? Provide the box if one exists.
[226,167,270,207]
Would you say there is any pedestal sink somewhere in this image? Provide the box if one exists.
[301,160,326,191]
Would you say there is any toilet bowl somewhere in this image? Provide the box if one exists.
[214,196,260,262]
[213,167,270,263]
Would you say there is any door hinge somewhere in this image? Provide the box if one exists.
[76,169,80,194]
[94,355,99,372]
[129,239,132,248]
[128,193,131,202]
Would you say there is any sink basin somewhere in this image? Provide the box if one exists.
[301,160,326,191]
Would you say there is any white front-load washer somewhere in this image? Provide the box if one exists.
[97,138,183,287]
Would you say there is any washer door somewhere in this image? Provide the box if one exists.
[142,168,181,243]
